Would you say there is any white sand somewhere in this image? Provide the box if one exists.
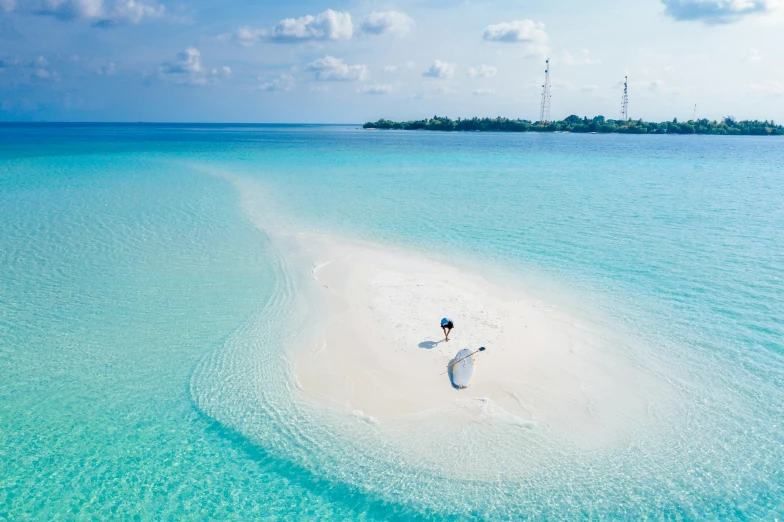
[284,233,669,443]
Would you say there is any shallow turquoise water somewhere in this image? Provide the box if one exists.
[1,124,782,520]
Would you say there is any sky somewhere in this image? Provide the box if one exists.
[1,0,783,123]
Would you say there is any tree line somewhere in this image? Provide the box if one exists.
[363,115,783,135]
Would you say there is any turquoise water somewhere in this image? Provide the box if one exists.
[1,124,782,520]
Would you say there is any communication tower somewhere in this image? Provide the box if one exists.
[620,76,629,121]
[539,59,551,124]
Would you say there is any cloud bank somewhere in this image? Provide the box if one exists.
[661,0,770,24]
[229,9,415,46]
[8,0,164,25]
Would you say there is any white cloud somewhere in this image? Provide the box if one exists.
[307,56,368,81]
[258,73,295,92]
[661,0,770,24]
[482,19,548,44]
[359,10,413,36]
[159,47,229,85]
[422,60,455,78]
[358,83,393,94]
[482,20,549,57]
[382,61,414,73]
[468,64,497,78]
[472,88,495,96]
[14,0,163,25]
[271,9,353,41]
[234,26,267,46]
[742,48,762,61]
[160,47,201,74]
[103,0,163,25]
[223,9,414,46]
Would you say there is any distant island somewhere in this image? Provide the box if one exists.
[363,115,783,135]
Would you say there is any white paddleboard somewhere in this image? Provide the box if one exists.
[450,348,475,389]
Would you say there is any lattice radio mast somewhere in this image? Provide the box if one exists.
[539,58,551,124]
[620,76,629,121]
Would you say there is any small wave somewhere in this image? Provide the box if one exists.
[349,409,379,425]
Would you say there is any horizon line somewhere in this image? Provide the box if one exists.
[0,121,362,126]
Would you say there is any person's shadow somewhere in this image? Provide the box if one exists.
[418,340,443,350]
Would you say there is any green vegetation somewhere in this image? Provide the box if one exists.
[363,115,784,135]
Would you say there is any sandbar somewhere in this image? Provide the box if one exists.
[283,233,669,443]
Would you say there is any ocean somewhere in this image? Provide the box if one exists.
[1,123,782,520]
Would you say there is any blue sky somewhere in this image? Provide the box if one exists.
[1,0,782,122]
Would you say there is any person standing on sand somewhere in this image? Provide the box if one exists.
[441,317,454,342]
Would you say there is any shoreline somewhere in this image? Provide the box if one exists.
[217,169,682,472]
[363,116,784,135]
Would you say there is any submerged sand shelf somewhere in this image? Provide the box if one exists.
[191,173,692,487]
[283,233,674,443]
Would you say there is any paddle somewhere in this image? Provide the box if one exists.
[440,347,486,375]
